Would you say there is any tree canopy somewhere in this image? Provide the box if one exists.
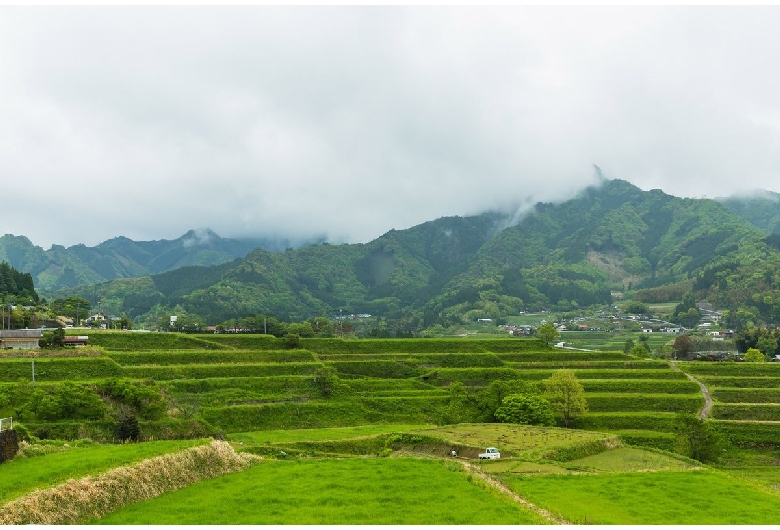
[543,369,588,428]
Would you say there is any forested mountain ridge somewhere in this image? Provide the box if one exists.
[0,230,321,292]
[50,178,779,330]
[717,190,780,235]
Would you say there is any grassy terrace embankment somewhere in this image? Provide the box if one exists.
[0,331,778,454]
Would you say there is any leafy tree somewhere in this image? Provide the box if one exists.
[494,393,555,426]
[476,379,539,421]
[50,296,91,323]
[284,333,301,349]
[744,347,766,362]
[437,382,476,425]
[623,338,635,354]
[674,414,722,463]
[623,301,649,314]
[310,316,334,337]
[102,379,166,419]
[544,369,587,428]
[756,336,778,357]
[287,322,314,337]
[537,322,559,346]
[673,334,695,360]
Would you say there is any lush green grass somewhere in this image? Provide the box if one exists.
[0,439,207,503]
[564,447,696,472]
[559,331,674,351]
[228,424,427,444]
[503,469,780,524]
[417,424,615,461]
[92,458,550,525]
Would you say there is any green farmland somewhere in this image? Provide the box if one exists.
[2,331,780,524]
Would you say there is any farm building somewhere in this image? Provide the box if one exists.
[0,329,43,350]
[63,336,89,347]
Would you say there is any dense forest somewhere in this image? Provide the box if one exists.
[0,261,38,303]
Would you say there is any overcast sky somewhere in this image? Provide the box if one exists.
[2,6,780,249]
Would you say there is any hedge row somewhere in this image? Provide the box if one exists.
[328,360,424,379]
[710,388,780,404]
[82,332,226,351]
[694,376,780,389]
[681,363,780,377]
[713,420,780,447]
[319,353,505,368]
[201,398,446,432]
[579,412,680,432]
[585,393,703,413]
[339,378,438,392]
[161,375,318,395]
[580,379,700,394]
[0,357,123,382]
[711,404,780,421]
[297,338,548,355]
[506,361,671,370]
[107,349,316,366]
[353,389,450,398]
[192,334,281,350]
[497,351,636,362]
[21,419,212,442]
[423,367,687,386]
[121,362,322,381]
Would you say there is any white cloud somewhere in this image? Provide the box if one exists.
[1,6,780,248]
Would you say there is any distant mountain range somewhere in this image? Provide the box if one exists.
[4,178,780,330]
[0,229,323,293]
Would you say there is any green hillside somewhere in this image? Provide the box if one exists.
[48,178,777,331]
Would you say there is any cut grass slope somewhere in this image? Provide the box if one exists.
[92,457,550,525]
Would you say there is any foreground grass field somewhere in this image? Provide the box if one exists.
[4,332,780,524]
[92,458,550,525]
[0,439,207,504]
[4,422,780,525]
[503,469,780,524]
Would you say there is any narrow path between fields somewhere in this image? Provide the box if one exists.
[669,362,713,419]
[458,461,570,525]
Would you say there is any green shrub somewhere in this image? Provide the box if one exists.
[494,394,555,426]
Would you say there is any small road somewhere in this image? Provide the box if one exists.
[669,361,713,419]
[458,460,570,525]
